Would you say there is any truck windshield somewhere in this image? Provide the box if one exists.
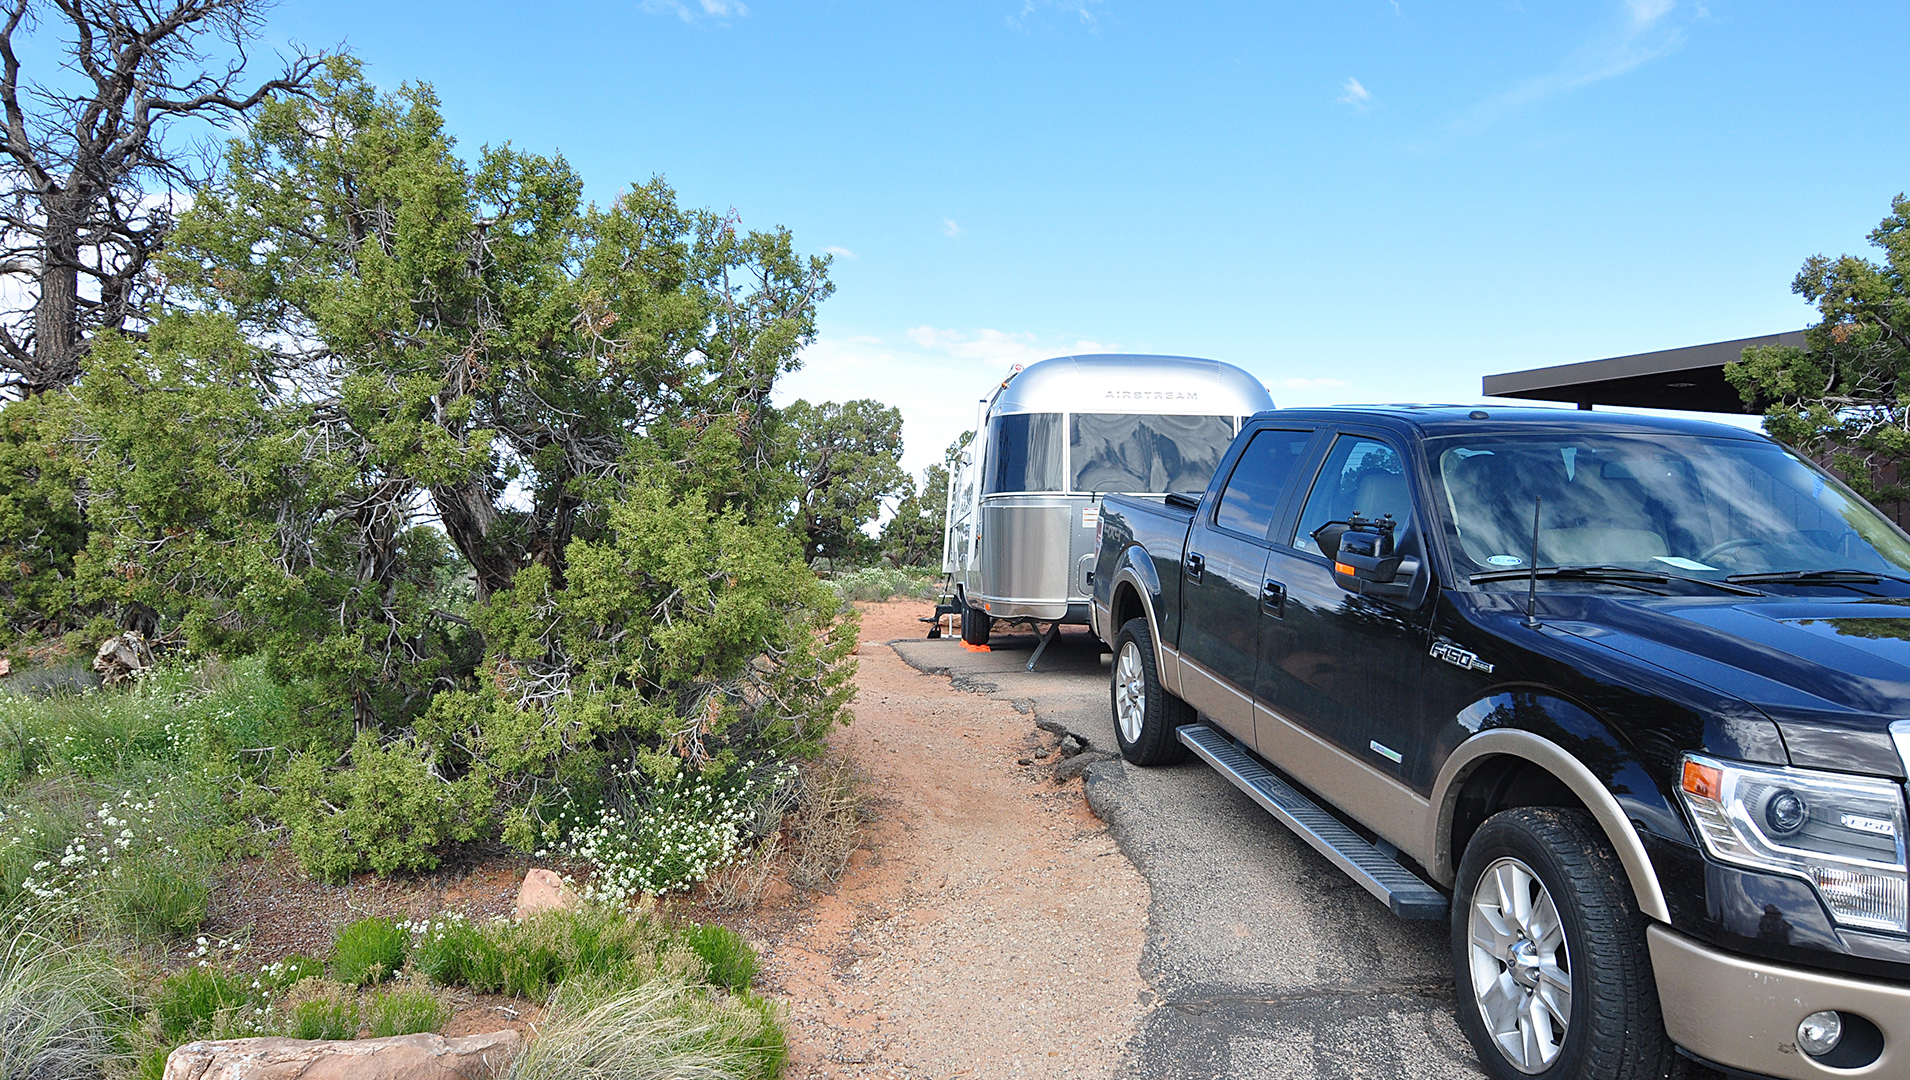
[1427,433,1910,580]
[1070,414,1236,494]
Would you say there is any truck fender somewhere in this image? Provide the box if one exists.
[1103,555,1171,686]
[1427,723,1673,925]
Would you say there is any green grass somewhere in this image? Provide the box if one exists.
[822,565,941,603]
[679,923,756,992]
[501,975,785,1080]
[365,985,451,1037]
[331,917,408,986]
[281,980,360,1040]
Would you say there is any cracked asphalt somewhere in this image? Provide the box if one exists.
[892,622,1490,1080]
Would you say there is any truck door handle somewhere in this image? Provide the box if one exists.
[1262,579,1286,617]
[1186,552,1205,583]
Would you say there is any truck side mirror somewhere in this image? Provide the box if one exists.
[1319,513,1409,592]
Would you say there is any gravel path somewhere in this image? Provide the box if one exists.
[755,600,1150,1079]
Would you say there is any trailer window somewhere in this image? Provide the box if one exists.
[984,412,1064,494]
[1070,414,1236,494]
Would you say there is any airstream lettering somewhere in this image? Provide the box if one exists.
[941,354,1274,651]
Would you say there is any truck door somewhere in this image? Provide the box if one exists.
[1176,426,1318,743]
[1257,432,1435,782]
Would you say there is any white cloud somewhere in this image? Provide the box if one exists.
[1339,77,1372,108]
[639,0,747,22]
[1456,0,1691,131]
[1625,0,1674,28]
[825,245,858,259]
[942,218,962,239]
[1011,0,1103,28]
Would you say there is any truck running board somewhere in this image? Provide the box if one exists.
[1178,724,1449,920]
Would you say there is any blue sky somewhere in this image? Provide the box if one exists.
[256,0,1910,479]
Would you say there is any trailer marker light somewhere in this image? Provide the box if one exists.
[1682,760,1723,801]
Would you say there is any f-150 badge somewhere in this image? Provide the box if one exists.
[1431,641,1494,673]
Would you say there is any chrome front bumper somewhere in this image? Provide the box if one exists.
[1650,925,1910,1078]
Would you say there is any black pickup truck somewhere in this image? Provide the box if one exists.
[1090,405,1910,1080]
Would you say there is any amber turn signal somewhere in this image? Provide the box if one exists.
[1334,562,1357,577]
[1683,759,1723,801]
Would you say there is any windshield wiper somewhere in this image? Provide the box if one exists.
[1470,564,1764,596]
[1725,568,1903,586]
[1470,565,1670,585]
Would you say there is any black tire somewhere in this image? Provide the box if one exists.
[1110,617,1194,765]
[961,599,991,646]
[1452,807,1680,1080]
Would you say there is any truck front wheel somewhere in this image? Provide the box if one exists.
[1452,807,1680,1080]
[1111,617,1193,766]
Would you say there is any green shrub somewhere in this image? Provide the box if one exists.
[331,917,408,986]
[276,731,493,883]
[280,980,359,1040]
[677,923,756,992]
[365,985,450,1037]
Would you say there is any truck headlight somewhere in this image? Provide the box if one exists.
[1680,753,1909,934]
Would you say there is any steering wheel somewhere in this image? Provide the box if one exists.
[1697,536,1771,563]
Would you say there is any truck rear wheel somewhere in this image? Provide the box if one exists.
[1111,617,1193,766]
[960,601,991,646]
[1452,807,1680,1080]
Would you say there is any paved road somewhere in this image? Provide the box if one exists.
[892,623,1490,1080]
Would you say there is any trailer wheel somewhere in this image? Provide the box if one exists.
[1111,617,1192,765]
[1452,807,1679,1080]
[961,602,991,646]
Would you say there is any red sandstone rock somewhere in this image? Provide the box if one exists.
[163,1030,520,1080]
[512,867,576,922]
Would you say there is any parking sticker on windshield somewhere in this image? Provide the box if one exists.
[1654,556,1719,571]
[1486,555,1523,566]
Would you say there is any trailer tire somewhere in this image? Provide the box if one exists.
[1111,617,1192,765]
[961,603,991,646]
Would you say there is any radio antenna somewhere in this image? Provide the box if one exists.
[1524,496,1543,628]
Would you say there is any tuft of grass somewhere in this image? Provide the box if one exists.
[677,923,756,992]
[331,917,408,987]
[152,965,246,1042]
[414,905,762,1002]
[105,852,211,940]
[364,985,450,1037]
[502,976,785,1080]
[0,923,130,1080]
[279,979,360,1040]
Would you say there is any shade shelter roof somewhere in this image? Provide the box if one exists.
[1481,331,1805,413]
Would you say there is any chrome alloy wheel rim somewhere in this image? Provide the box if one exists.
[1114,640,1146,744]
[1468,856,1574,1074]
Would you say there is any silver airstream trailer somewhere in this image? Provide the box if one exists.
[941,354,1274,654]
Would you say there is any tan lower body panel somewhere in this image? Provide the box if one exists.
[1650,924,1910,1079]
